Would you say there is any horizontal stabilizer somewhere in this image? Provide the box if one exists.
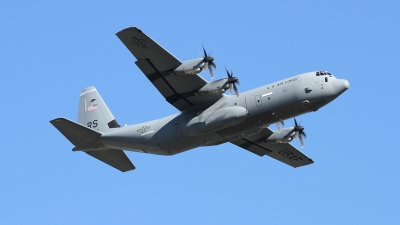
[50,117,135,172]
[86,149,135,172]
[50,118,102,147]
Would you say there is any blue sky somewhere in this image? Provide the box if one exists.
[1,1,399,224]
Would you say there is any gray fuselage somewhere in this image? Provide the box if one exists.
[100,71,349,155]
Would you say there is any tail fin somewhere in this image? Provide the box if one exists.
[50,117,135,172]
[78,86,121,133]
[50,87,135,172]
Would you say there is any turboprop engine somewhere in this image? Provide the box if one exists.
[264,127,296,144]
[265,119,307,147]
[173,58,204,75]
[198,69,240,96]
[186,106,248,136]
[198,78,230,95]
[174,46,217,77]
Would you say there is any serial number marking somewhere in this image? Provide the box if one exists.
[278,149,303,161]
[87,120,98,128]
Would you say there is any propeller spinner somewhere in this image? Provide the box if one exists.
[201,46,217,79]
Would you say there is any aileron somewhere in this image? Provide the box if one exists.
[117,27,181,71]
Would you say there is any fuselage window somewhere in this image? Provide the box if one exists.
[325,77,328,82]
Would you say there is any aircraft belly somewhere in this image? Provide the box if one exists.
[159,136,206,155]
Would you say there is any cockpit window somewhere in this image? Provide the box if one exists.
[316,71,333,76]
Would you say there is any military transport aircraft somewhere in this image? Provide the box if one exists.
[50,27,349,172]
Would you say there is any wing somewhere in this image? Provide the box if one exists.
[116,27,222,111]
[231,127,314,168]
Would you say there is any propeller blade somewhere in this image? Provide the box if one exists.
[209,65,214,79]
[225,67,240,97]
[276,120,284,131]
[233,83,239,97]
[225,68,231,78]
[202,46,216,79]
[299,134,305,147]
[202,61,209,70]
[203,45,208,57]
[293,118,306,147]
[293,131,299,140]
[210,61,217,69]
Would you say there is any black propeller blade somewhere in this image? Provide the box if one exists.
[202,46,217,79]
[225,68,240,97]
[293,118,307,147]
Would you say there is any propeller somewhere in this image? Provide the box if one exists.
[276,120,284,131]
[201,46,217,79]
[225,68,240,97]
[293,118,307,147]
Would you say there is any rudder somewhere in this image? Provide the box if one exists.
[78,86,120,132]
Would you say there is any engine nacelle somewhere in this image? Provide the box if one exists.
[198,78,229,95]
[174,58,204,75]
[264,127,296,144]
[186,106,248,136]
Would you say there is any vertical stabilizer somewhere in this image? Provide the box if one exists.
[78,86,120,133]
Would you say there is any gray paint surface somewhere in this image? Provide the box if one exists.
[50,27,349,172]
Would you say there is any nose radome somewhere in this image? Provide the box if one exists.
[343,79,350,89]
[332,79,349,96]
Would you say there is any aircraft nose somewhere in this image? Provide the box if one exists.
[332,79,349,96]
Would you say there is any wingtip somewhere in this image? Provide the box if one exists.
[49,117,66,123]
[123,167,136,172]
[116,26,140,35]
